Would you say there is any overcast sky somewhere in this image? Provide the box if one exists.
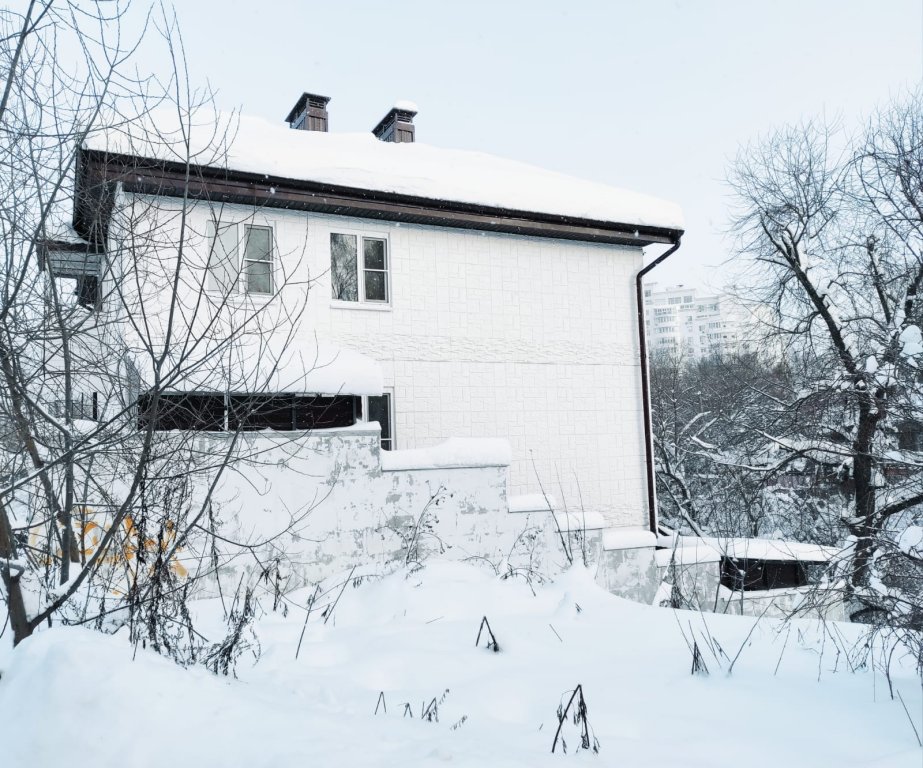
[133,0,922,287]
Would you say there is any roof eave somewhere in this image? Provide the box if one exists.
[77,147,684,247]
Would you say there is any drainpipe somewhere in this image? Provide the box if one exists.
[636,236,682,534]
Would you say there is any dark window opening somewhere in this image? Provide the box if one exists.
[719,557,812,592]
[358,393,393,450]
[898,423,923,451]
[363,238,388,302]
[367,393,392,450]
[297,395,355,430]
[76,276,100,309]
[139,392,357,432]
[139,393,225,431]
[229,394,355,431]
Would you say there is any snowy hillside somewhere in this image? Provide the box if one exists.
[0,561,919,767]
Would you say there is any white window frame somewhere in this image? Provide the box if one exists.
[329,227,391,308]
[206,215,276,297]
[360,388,395,450]
[242,223,274,295]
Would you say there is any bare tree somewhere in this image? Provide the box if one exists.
[728,96,923,636]
[0,1,323,655]
[651,349,847,545]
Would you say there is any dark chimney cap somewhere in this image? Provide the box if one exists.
[286,92,331,131]
[372,100,418,143]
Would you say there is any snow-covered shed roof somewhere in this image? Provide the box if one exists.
[82,111,684,234]
[655,535,842,567]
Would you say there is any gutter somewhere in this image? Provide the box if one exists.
[636,237,683,534]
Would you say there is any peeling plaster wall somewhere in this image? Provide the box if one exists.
[205,428,659,600]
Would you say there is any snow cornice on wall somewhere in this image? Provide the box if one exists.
[76,113,684,247]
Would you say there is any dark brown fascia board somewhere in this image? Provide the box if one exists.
[78,149,683,247]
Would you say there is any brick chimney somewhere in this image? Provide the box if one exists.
[286,92,331,132]
[372,101,418,143]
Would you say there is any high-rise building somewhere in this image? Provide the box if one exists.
[643,283,747,360]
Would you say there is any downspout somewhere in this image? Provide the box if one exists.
[636,236,682,534]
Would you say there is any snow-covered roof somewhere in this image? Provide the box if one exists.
[84,110,684,232]
[656,535,842,566]
[39,204,89,246]
[603,528,658,551]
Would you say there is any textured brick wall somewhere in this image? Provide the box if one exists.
[139,200,650,529]
[294,213,648,529]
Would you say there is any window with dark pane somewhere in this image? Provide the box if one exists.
[330,233,358,301]
[228,394,292,431]
[363,237,388,302]
[367,393,392,450]
[244,225,273,294]
[719,557,812,592]
[138,393,225,431]
[138,392,359,432]
[293,395,356,430]
[229,394,358,431]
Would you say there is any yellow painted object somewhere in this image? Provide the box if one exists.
[29,506,188,584]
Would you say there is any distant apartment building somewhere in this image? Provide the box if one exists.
[643,283,747,360]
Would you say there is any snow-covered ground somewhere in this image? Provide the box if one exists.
[0,561,919,767]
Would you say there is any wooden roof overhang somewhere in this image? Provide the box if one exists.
[75,148,683,248]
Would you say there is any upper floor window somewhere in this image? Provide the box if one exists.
[206,219,274,296]
[331,233,389,303]
[244,225,273,294]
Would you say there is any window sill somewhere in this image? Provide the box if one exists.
[330,300,392,312]
[205,290,274,305]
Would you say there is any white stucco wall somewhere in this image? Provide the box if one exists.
[204,428,658,601]
[113,197,650,530]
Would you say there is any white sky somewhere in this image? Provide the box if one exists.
[89,0,923,286]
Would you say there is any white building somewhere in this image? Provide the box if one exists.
[643,283,747,360]
[41,94,684,597]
